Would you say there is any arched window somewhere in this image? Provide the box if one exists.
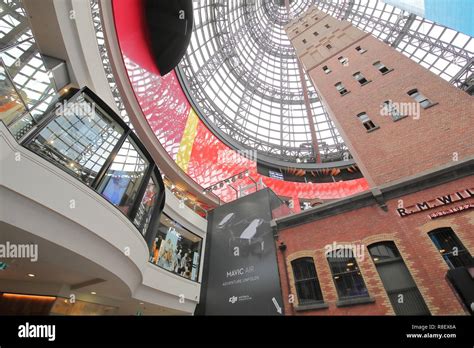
[428,227,473,269]
[368,241,430,315]
[291,257,324,305]
[326,248,369,299]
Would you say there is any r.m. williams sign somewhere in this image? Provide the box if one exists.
[396,188,474,217]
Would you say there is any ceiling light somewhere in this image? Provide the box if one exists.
[27,273,35,277]
[91,291,96,295]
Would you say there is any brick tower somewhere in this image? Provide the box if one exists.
[285,7,474,187]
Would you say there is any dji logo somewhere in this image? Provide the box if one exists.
[229,296,238,304]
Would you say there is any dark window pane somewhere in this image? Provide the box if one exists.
[369,241,430,315]
[98,137,149,216]
[327,249,369,300]
[291,257,324,304]
[429,228,473,269]
[133,175,159,235]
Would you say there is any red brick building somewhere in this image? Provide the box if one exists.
[273,7,474,315]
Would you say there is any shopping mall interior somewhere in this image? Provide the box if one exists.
[0,0,473,317]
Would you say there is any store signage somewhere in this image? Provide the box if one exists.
[200,188,284,315]
[429,203,474,219]
[396,188,474,217]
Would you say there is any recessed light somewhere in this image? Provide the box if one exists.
[140,302,144,305]
[27,273,35,277]
[91,291,96,295]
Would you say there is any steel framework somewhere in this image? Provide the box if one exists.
[177,0,474,165]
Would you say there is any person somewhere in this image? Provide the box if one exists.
[180,252,188,275]
[161,239,174,270]
[151,236,162,264]
[174,248,182,273]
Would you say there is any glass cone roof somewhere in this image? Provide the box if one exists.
[177,0,473,166]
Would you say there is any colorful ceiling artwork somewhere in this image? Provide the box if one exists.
[112,0,369,203]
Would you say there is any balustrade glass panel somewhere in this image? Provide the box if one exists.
[0,63,26,126]
[26,93,124,186]
[97,136,149,216]
[133,174,159,234]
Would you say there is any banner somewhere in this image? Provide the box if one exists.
[200,188,284,315]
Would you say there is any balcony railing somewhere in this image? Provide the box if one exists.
[4,84,166,237]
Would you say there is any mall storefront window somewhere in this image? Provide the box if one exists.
[149,214,202,282]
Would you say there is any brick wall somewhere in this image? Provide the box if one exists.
[276,176,474,315]
[287,7,474,187]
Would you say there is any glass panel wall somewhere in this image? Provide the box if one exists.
[20,87,165,255]
[133,175,158,235]
[26,93,124,186]
[97,136,149,216]
[150,214,202,282]
[1,42,58,139]
[0,63,26,126]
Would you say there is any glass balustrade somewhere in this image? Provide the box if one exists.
[19,87,166,239]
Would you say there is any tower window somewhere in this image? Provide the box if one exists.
[313,31,319,36]
[324,24,330,29]
[373,61,390,74]
[355,46,367,53]
[326,44,332,49]
[382,100,404,121]
[428,227,473,269]
[305,23,309,27]
[338,56,348,65]
[322,65,331,74]
[291,257,324,305]
[353,71,369,85]
[357,112,378,131]
[407,89,435,109]
[335,82,349,96]
[302,39,307,44]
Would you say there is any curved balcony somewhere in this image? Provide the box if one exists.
[9,86,166,239]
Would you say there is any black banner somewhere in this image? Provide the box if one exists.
[0,316,472,345]
[199,188,284,315]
